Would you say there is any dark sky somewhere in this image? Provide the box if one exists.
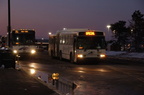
[0,0,144,39]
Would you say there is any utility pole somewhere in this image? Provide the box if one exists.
[7,0,11,47]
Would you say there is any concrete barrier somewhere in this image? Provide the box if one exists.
[34,70,76,95]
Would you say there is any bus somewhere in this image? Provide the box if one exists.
[11,29,36,56]
[49,28,106,63]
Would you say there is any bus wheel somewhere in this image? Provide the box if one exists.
[70,53,74,63]
[59,51,62,60]
[76,59,83,65]
[50,50,54,58]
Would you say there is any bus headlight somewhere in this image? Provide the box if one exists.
[100,54,106,58]
[77,54,83,58]
[13,50,18,54]
[31,49,36,54]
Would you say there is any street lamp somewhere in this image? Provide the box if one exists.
[106,25,111,41]
[48,32,52,35]
[107,25,111,31]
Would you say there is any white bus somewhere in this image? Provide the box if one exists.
[11,29,37,56]
[49,28,106,63]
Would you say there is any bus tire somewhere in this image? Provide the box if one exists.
[76,59,84,64]
[50,50,54,58]
[59,51,62,60]
[70,53,74,63]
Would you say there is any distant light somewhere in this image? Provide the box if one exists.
[107,25,111,29]
[63,28,67,30]
[48,32,52,35]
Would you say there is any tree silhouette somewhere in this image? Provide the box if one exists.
[129,10,144,51]
[110,21,129,50]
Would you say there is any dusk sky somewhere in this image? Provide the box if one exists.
[0,0,144,39]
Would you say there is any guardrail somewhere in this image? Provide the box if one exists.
[34,71,77,95]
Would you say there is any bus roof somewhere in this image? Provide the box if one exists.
[56,28,103,34]
[57,28,89,33]
[12,29,35,31]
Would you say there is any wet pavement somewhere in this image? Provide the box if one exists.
[0,52,143,95]
[0,68,59,95]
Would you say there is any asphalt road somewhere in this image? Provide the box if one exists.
[20,52,144,95]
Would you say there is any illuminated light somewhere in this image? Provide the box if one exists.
[16,37,19,40]
[16,42,19,45]
[62,40,65,43]
[30,69,36,75]
[107,25,111,29]
[100,54,106,58]
[25,31,28,33]
[79,47,83,49]
[16,55,20,57]
[48,32,52,35]
[52,73,59,80]
[15,61,18,63]
[15,30,19,33]
[77,54,83,58]
[31,49,36,54]
[63,28,67,30]
[21,31,24,33]
[85,31,95,36]
[13,50,18,54]
[60,40,62,43]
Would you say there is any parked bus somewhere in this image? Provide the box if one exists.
[49,28,106,63]
[11,29,36,56]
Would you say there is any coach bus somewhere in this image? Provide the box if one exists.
[49,28,106,63]
[11,29,36,55]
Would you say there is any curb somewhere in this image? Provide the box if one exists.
[22,68,77,95]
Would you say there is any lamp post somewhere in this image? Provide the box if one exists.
[7,0,11,47]
[107,25,111,31]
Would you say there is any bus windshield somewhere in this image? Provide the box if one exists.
[76,36,106,49]
[12,31,35,45]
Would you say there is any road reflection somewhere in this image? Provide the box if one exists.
[75,67,111,73]
[30,69,36,75]
[95,69,110,73]
[29,62,37,68]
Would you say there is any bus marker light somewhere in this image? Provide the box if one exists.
[79,47,83,49]
[16,42,19,45]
